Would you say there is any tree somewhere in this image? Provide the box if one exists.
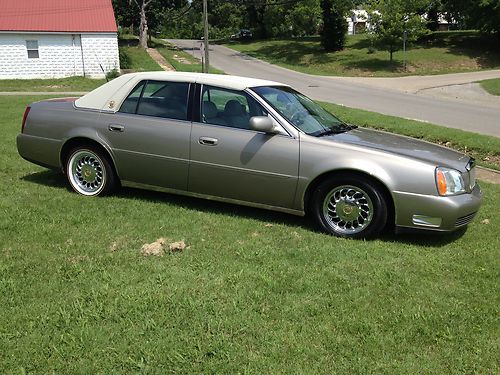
[320,0,349,51]
[286,1,321,37]
[113,0,186,47]
[441,0,500,35]
[426,0,441,31]
[368,0,430,62]
[132,0,153,48]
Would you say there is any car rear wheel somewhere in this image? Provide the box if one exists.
[66,146,116,196]
[311,176,388,239]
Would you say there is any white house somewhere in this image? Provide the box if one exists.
[0,0,120,79]
[347,9,454,35]
[347,10,373,35]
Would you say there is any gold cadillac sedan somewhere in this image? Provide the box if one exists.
[17,72,482,238]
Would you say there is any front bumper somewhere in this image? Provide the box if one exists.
[393,183,483,232]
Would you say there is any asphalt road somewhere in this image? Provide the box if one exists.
[167,39,500,137]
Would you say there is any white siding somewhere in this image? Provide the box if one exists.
[80,33,120,78]
[0,32,119,79]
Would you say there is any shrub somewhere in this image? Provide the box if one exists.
[119,49,132,69]
[106,69,120,80]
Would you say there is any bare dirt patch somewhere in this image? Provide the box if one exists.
[109,241,119,252]
[141,238,167,256]
[172,54,193,65]
[141,238,187,256]
[169,240,187,252]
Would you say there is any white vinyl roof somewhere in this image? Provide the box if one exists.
[75,72,287,111]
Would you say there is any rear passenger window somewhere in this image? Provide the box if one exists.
[201,85,267,130]
[119,81,144,114]
[119,80,189,121]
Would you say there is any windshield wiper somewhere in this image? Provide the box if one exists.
[316,124,357,137]
[340,123,358,131]
[316,129,341,137]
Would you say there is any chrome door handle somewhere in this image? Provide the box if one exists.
[199,137,218,146]
[108,124,124,132]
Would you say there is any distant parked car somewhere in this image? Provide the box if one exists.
[17,72,482,238]
[230,29,253,39]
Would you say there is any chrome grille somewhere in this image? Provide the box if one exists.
[455,212,477,227]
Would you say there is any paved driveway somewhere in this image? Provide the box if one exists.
[167,39,500,137]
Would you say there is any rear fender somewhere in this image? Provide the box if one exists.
[60,128,117,175]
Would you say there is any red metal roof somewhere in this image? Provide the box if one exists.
[0,0,117,33]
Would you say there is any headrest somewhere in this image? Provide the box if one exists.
[203,101,217,118]
[157,84,184,99]
[224,100,245,116]
[203,101,218,119]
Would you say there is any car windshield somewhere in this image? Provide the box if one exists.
[252,86,352,136]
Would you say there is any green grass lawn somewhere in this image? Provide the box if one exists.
[119,46,163,72]
[226,32,500,77]
[156,43,224,74]
[480,78,500,95]
[1,95,499,372]
[119,36,223,74]
[148,38,223,74]
[0,76,105,92]
[119,35,163,72]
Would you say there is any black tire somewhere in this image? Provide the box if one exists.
[311,175,388,239]
[65,145,116,196]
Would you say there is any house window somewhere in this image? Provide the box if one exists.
[26,40,39,59]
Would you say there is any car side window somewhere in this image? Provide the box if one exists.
[119,81,145,114]
[201,85,267,130]
[119,80,189,121]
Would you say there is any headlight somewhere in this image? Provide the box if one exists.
[436,167,465,196]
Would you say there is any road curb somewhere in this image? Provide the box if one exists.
[477,166,500,184]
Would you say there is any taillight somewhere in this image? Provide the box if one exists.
[21,106,31,133]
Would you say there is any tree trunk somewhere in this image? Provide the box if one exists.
[139,1,148,49]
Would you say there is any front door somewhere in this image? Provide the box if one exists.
[188,85,299,209]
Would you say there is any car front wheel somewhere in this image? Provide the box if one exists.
[66,146,116,196]
[311,176,388,239]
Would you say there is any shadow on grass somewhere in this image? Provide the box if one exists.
[21,170,308,231]
[344,58,404,73]
[22,169,466,247]
[418,32,500,69]
[21,169,69,189]
[233,32,500,73]
[379,226,467,247]
[233,40,404,73]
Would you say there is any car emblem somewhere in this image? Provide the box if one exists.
[343,205,353,215]
[108,101,115,109]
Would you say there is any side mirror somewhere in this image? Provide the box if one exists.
[249,116,278,134]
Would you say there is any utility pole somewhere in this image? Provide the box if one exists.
[403,29,407,71]
[202,0,210,73]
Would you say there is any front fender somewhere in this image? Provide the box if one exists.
[294,136,437,211]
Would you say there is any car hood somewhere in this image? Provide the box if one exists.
[327,127,470,171]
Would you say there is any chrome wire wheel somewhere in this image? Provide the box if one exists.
[68,150,106,196]
[322,185,374,235]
